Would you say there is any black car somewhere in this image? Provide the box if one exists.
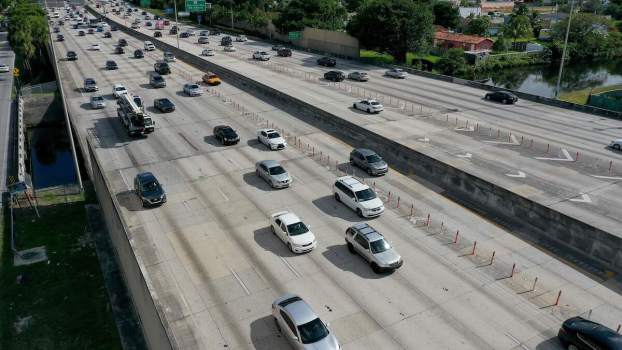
[134,172,166,208]
[105,60,118,70]
[169,27,178,35]
[213,125,240,145]
[323,70,345,82]
[141,10,147,15]
[180,32,189,38]
[277,48,292,57]
[78,30,85,36]
[154,31,162,38]
[66,51,77,60]
[118,38,127,46]
[104,31,112,38]
[115,46,125,54]
[145,21,152,26]
[57,34,64,41]
[154,61,170,75]
[558,317,622,350]
[154,98,175,112]
[484,90,518,104]
[317,56,336,67]
[221,36,232,46]
[72,23,79,29]
[134,49,144,58]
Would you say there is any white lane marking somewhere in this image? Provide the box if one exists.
[280,257,301,278]
[217,187,229,201]
[590,175,622,181]
[456,152,472,158]
[417,136,430,142]
[506,171,526,178]
[230,268,251,296]
[505,332,531,350]
[454,126,474,132]
[569,193,592,203]
[535,148,574,161]
[484,134,519,145]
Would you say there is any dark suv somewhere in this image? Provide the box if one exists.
[317,56,336,67]
[105,60,118,70]
[349,148,388,176]
[154,61,170,75]
[67,51,77,60]
[154,98,175,112]
[484,90,518,104]
[323,71,345,82]
[558,317,622,350]
[118,38,127,46]
[134,172,166,208]
[221,36,232,46]
[134,49,144,58]
[277,48,292,57]
[213,125,240,145]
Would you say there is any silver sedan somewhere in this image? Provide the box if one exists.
[255,160,291,188]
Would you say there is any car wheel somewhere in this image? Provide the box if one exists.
[334,193,341,202]
[288,242,294,253]
[353,103,356,108]
[274,317,281,332]
[367,167,373,175]
[356,208,363,218]
[371,263,382,274]
[347,242,355,254]
[502,99,508,104]
[367,108,371,113]
[270,225,276,235]
[349,158,354,165]
[614,144,621,150]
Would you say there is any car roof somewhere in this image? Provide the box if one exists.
[214,125,233,130]
[259,128,277,133]
[275,295,318,325]
[275,212,301,225]
[136,172,156,182]
[336,176,369,192]
[259,159,280,168]
[350,223,383,242]
[564,317,622,346]
[353,148,376,156]
[113,83,124,88]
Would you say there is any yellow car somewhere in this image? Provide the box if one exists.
[202,73,221,86]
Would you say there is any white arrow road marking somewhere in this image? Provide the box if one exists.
[455,126,475,132]
[590,175,622,180]
[484,134,519,145]
[535,148,574,161]
[569,193,592,203]
[417,137,430,142]
[506,171,526,178]
[456,152,472,158]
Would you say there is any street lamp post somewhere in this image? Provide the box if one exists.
[173,0,180,48]
[555,0,575,98]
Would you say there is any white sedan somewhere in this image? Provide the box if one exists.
[257,128,287,150]
[112,83,128,98]
[385,68,407,79]
[223,45,236,52]
[270,211,316,253]
[183,83,202,96]
[252,51,271,61]
[353,99,384,113]
[0,64,9,73]
[201,49,215,56]
[89,44,100,50]
[610,139,622,151]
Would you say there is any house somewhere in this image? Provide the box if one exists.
[434,31,494,51]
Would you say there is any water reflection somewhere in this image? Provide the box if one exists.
[29,127,77,189]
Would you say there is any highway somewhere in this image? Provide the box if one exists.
[50,6,622,349]
[97,7,622,243]
[0,31,15,193]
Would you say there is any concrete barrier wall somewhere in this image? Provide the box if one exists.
[299,28,360,59]
[88,138,173,350]
[90,6,622,278]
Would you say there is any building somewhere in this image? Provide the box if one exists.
[434,31,494,51]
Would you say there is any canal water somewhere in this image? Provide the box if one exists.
[28,126,77,189]
[480,60,622,97]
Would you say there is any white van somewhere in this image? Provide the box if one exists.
[144,41,155,51]
[163,51,176,62]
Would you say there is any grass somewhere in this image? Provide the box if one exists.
[360,50,440,65]
[559,84,622,105]
[0,193,122,350]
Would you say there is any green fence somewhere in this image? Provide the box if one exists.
[588,90,622,113]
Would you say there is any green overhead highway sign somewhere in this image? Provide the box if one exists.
[288,31,301,40]
[139,0,150,7]
[185,0,205,13]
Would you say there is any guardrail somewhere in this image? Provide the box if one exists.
[16,93,25,183]
[89,4,622,284]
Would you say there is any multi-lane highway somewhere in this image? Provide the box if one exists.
[49,4,622,349]
[0,31,15,193]
[97,6,622,244]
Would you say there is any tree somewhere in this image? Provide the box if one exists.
[492,35,509,52]
[437,48,466,76]
[504,14,532,42]
[581,0,603,14]
[552,12,612,60]
[273,0,347,33]
[464,15,490,36]
[347,0,433,63]
[344,0,365,12]
[529,11,543,38]
[433,1,460,29]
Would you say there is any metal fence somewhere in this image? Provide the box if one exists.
[20,81,58,98]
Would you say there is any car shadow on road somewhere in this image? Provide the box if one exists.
[79,102,94,110]
[115,190,144,212]
[253,227,297,258]
[242,171,274,192]
[138,83,153,89]
[311,195,362,222]
[246,139,273,152]
[250,315,290,350]
[203,135,226,147]
[534,336,562,350]
[322,244,384,279]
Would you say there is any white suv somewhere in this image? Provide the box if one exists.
[333,176,384,218]
[144,41,155,51]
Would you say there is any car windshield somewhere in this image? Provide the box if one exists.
[153,76,162,81]
[115,87,125,91]
[370,238,391,254]
[92,96,103,101]
[370,101,381,106]
[366,154,382,163]
[297,318,329,344]
[141,180,159,193]
[222,128,236,135]
[267,132,280,139]
[269,166,286,175]
[286,221,308,236]
[189,85,199,89]
[86,79,95,84]
[355,188,377,201]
